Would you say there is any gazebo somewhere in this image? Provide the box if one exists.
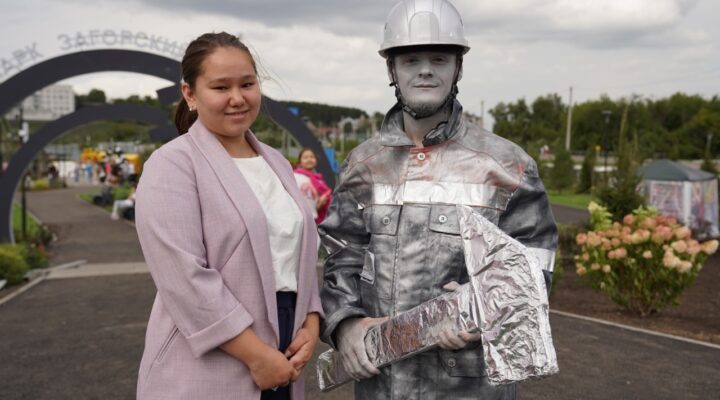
[639,159,719,238]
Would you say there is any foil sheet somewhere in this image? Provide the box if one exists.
[458,205,558,384]
[317,283,479,392]
[316,206,558,391]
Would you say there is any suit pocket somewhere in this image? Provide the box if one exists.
[154,327,180,364]
[438,341,487,377]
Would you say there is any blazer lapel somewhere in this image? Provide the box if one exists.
[246,133,318,333]
[187,121,279,343]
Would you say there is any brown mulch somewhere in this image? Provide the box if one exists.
[550,252,720,345]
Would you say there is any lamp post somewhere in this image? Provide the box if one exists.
[17,106,27,241]
[601,110,612,184]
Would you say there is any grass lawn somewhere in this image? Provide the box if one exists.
[546,190,594,210]
[11,202,44,241]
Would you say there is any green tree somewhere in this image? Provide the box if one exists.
[700,133,718,175]
[550,146,574,193]
[75,88,107,108]
[595,106,646,221]
[576,146,596,194]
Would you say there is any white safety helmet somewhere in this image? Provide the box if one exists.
[379,0,470,58]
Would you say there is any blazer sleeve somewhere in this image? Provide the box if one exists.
[135,148,254,358]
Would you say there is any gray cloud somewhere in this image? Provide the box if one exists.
[124,0,705,50]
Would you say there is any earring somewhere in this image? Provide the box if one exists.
[189,105,195,112]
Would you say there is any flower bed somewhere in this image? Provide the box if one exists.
[574,202,718,316]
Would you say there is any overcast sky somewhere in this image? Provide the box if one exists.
[1,0,718,125]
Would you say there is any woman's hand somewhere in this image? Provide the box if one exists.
[247,346,299,390]
[220,327,298,390]
[285,313,320,373]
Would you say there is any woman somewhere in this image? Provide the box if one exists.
[293,148,332,223]
[134,32,322,400]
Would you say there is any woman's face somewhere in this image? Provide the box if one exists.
[299,150,317,170]
[182,47,261,140]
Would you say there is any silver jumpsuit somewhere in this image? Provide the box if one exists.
[320,101,558,400]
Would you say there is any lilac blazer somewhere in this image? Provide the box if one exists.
[135,120,323,400]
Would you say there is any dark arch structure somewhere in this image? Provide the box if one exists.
[0,49,333,243]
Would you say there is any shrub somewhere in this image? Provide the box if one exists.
[0,244,30,286]
[550,146,575,193]
[574,202,719,316]
[113,184,133,201]
[21,244,49,270]
[31,179,50,190]
[576,146,595,194]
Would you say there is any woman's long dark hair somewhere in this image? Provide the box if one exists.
[174,32,257,134]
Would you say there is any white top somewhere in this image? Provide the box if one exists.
[233,156,303,292]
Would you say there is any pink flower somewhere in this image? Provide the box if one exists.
[621,234,633,245]
[642,250,653,259]
[615,248,627,259]
[662,252,679,269]
[587,232,602,247]
[582,252,590,261]
[640,217,657,230]
[611,238,621,247]
[651,232,665,244]
[602,264,611,273]
[674,226,691,240]
[576,233,587,245]
[623,214,634,226]
[687,244,701,256]
[576,265,587,276]
[702,240,719,255]
[678,261,693,273]
[591,263,601,271]
[671,240,688,253]
[603,240,613,251]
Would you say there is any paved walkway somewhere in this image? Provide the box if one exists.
[1,188,717,399]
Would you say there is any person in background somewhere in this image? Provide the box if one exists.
[110,182,135,220]
[293,148,332,224]
[134,32,322,400]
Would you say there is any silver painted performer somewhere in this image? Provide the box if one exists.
[319,1,558,398]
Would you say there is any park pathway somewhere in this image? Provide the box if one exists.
[0,188,717,400]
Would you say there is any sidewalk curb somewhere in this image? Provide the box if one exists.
[550,309,720,350]
[0,259,87,307]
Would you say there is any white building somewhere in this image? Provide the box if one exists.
[5,84,75,121]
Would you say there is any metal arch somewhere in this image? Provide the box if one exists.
[0,104,177,243]
[0,49,334,184]
[259,97,335,184]
[0,49,335,243]
[0,49,181,114]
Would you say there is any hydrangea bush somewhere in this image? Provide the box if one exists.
[574,202,718,316]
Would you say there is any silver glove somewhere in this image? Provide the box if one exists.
[336,317,387,380]
[437,281,482,350]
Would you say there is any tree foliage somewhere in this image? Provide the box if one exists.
[594,106,646,221]
[489,92,720,160]
[550,146,574,193]
[281,101,368,127]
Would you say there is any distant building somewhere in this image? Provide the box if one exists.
[5,84,75,121]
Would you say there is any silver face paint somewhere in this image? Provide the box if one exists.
[394,51,457,117]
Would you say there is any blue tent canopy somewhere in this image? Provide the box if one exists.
[641,159,716,182]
